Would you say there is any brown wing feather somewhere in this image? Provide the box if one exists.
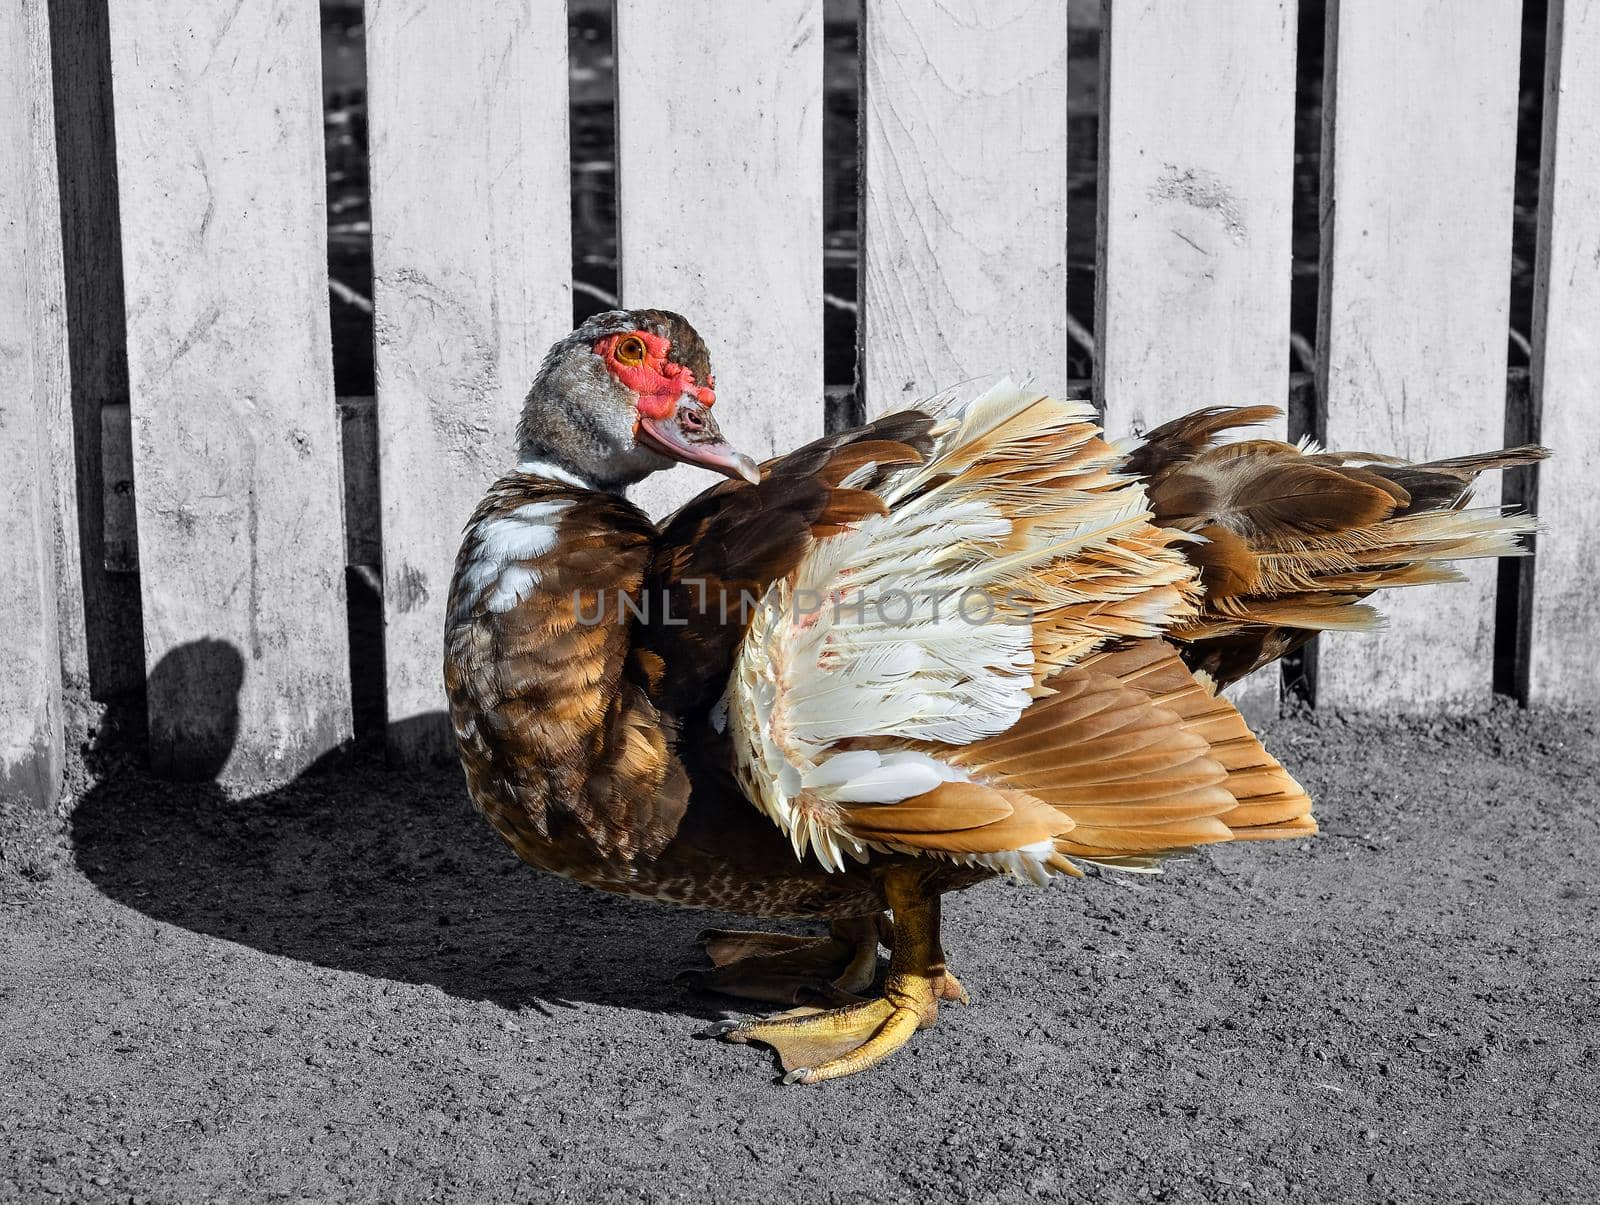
[841,783,1073,857]
[933,640,1312,865]
[1121,405,1286,486]
[1124,406,1548,689]
[1098,641,1315,838]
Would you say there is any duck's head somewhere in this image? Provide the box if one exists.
[514,309,760,492]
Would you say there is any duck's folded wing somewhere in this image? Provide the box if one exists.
[641,412,937,713]
[726,383,1254,878]
[812,638,1315,881]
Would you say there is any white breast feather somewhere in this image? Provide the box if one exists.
[452,500,571,623]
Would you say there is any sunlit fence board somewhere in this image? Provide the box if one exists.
[1529,0,1600,708]
[107,0,351,780]
[26,0,82,711]
[367,0,572,760]
[1314,0,1521,712]
[0,0,65,809]
[616,0,825,519]
[1096,0,1297,720]
[859,0,1070,418]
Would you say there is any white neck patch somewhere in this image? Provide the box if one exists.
[516,458,596,491]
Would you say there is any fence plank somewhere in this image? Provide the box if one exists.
[859,0,1070,418]
[1096,0,1297,721]
[616,0,825,519]
[0,0,65,808]
[366,0,572,760]
[1529,0,1600,708]
[26,0,84,717]
[1314,0,1520,712]
[107,0,351,781]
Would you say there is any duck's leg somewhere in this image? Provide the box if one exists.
[879,916,971,1006]
[712,870,948,1084]
[683,914,885,1005]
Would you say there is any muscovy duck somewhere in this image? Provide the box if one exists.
[445,309,1543,1083]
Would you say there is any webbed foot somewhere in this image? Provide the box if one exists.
[711,873,953,1083]
[710,971,938,1084]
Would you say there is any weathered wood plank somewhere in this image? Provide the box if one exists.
[25,0,83,722]
[0,0,66,808]
[1096,0,1297,722]
[107,0,351,781]
[1528,0,1600,708]
[366,0,572,760]
[1314,0,1521,712]
[858,0,1070,418]
[616,0,825,519]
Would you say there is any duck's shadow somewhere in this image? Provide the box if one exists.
[70,650,753,1021]
[72,751,755,1020]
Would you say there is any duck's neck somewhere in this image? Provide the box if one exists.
[513,431,664,497]
[514,452,602,493]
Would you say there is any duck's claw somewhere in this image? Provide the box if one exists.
[699,1017,749,1039]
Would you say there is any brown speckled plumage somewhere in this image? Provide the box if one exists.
[446,426,951,919]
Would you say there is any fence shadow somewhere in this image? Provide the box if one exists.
[68,642,751,1022]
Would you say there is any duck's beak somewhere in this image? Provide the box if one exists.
[636,396,761,484]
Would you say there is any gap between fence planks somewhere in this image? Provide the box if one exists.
[0,0,68,809]
[1315,0,1521,712]
[1528,0,1600,709]
[107,0,351,782]
[366,0,572,762]
[1095,0,1297,722]
[48,0,144,701]
[858,0,1071,419]
[615,0,825,520]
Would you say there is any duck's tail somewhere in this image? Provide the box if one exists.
[1120,407,1548,690]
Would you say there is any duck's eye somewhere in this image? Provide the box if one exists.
[613,335,648,367]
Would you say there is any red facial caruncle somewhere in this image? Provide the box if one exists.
[593,330,716,419]
[598,324,756,484]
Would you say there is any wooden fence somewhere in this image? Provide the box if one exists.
[3,0,1596,805]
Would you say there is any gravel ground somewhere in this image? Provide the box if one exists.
[2,705,1596,1203]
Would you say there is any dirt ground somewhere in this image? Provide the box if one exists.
[2,704,1596,1204]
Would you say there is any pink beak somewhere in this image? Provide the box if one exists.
[635,397,760,484]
